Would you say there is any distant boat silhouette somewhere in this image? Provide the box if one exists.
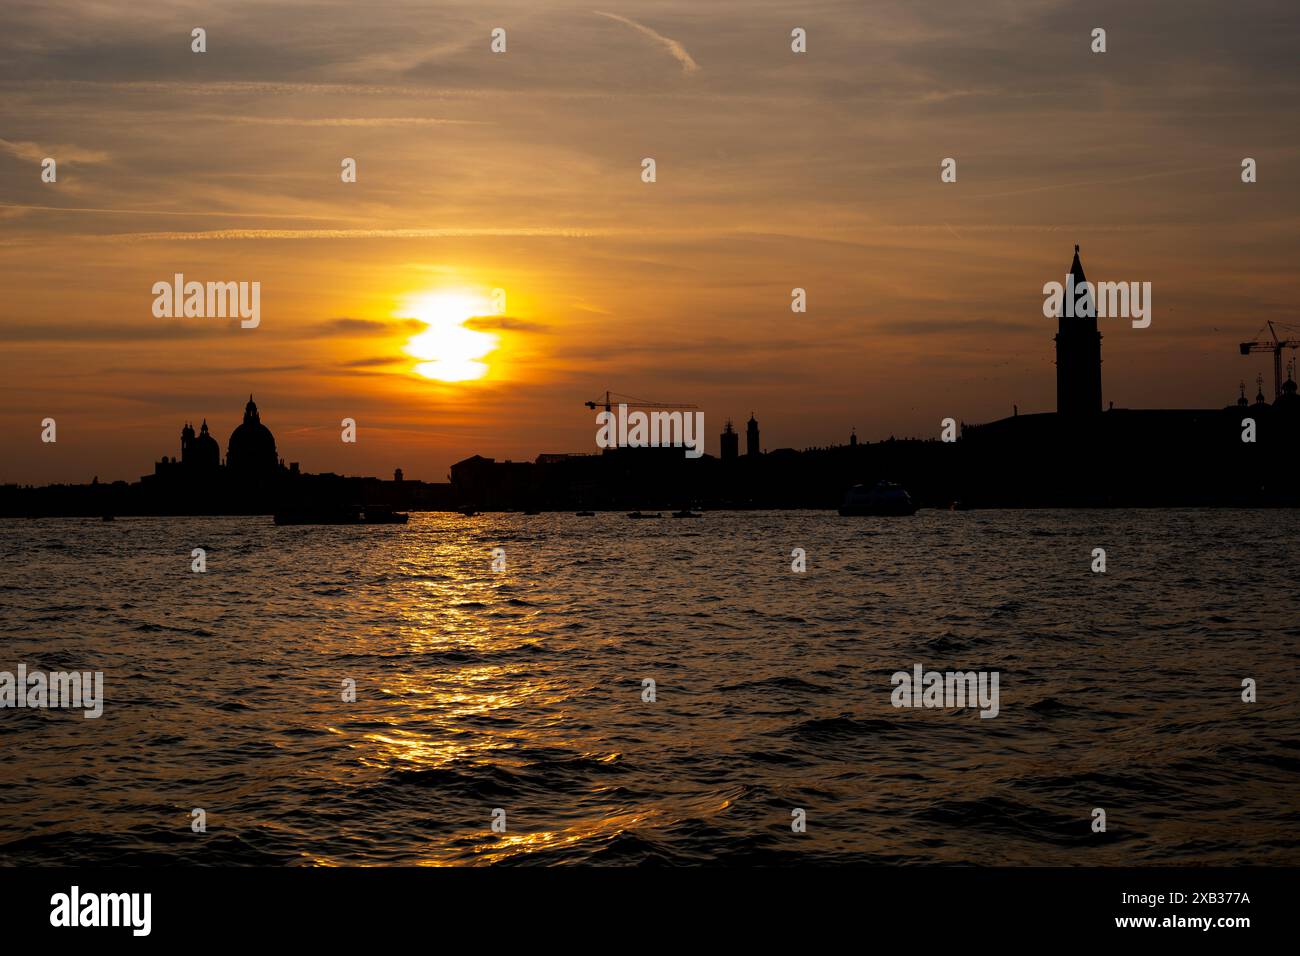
[671,509,702,518]
[626,511,662,519]
[575,510,596,516]
[838,481,918,516]
[274,507,408,525]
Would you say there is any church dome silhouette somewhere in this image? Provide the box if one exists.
[227,395,278,475]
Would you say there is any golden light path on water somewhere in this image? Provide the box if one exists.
[297,518,764,865]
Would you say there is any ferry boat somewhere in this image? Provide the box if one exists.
[838,481,918,516]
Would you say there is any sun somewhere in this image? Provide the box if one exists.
[401,291,499,382]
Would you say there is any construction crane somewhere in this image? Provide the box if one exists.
[584,390,698,413]
[1239,321,1300,400]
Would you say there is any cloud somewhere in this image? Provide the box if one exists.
[339,356,404,368]
[317,317,423,335]
[0,226,611,246]
[0,138,109,164]
[0,321,233,343]
[593,11,699,74]
[185,114,486,128]
[465,315,550,333]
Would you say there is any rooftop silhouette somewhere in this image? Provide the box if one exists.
[4,248,1298,515]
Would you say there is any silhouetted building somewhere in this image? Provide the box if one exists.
[227,395,279,477]
[720,419,739,460]
[156,417,220,481]
[1277,367,1299,411]
[3,394,454,516]
[1055,245,1103,417]
[8,260,1300,517]
[189,420,220,471]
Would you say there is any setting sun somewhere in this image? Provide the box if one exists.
[401,291,499,382]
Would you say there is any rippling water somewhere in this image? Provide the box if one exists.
[1,510,1297,866]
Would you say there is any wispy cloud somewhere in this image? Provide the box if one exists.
[593,11,699,74]
[0,138,109,164]
[0,226,611,245]
[186,115,487,128]
[316,317,424,336]
[465,315,551,333]
[0,202,344,221]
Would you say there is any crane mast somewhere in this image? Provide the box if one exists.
[1238,321,1300,400]
[584,390,698,413]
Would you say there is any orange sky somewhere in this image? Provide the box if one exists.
[2,0,1298,484]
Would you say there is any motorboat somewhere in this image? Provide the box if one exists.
[838,481,918,516]
[273,507,408,525]
[274,508,361,525]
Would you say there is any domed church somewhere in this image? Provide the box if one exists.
[179,419,221,471]
[226,395,280,476]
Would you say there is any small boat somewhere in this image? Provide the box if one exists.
[838,481,918,516]
[275,508,362,526]
[460,509,478,517]
[626,511,663,519]
[274,507,409,526]
[671,510,702,518]
[575,510,596,516]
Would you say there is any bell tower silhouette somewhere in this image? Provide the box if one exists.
[1055,245,1102,416]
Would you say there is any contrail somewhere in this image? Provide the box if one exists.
[594,11,699,73]
[0,227,611,245]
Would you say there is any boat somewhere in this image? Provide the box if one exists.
[273,507,408,526]
[838,481,918,516]
[459,509,478,517]
[274,508,361,525]
[671,510,702,518]
[626,511,663,519]
[575,510,596,516]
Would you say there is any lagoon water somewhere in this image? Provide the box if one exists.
[1,510,1297,865]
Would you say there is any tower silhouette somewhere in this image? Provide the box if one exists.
[746,413,760,456]
[720,419,739,460]
[1055,245,1102,416]
[179,422,196,463]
